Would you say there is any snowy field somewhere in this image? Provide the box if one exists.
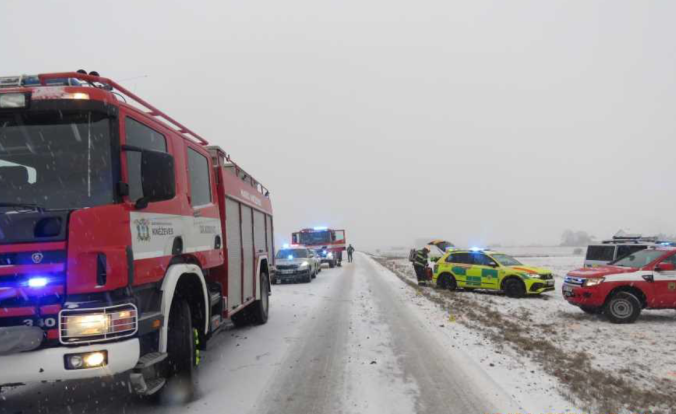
[379,248,676,413]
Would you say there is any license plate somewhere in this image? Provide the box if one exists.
[546,280,555,286]
[562,284,574,297]
[279,270,294,275]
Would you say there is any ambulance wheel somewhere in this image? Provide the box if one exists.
[437,273,457,291]
[604,292,641,324]
[157,298,197,405]
[503,278,526,298]
[250,272,270,325]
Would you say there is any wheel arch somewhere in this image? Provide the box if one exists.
[255,255,271,300]
[159,264,210,354]
[500,275,525,290]
[605,285,648,308]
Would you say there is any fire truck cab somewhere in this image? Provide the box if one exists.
[0,72,274,402]
[292,227,346,268]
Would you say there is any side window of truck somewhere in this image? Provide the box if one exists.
[586,245,615,262]
[616,245,646,260]
[125,118,167,202]
[187,147,212,207]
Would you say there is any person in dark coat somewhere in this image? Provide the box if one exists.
[413,247,430,286]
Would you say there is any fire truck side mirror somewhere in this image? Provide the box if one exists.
[137,150,176,209]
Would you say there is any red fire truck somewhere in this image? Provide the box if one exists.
[292,227,346,268]
[0,72,274,402]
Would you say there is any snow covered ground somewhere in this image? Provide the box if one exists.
[379,248,676,414]
[2,252,582,414]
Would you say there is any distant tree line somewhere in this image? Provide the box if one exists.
[560,230,595,247]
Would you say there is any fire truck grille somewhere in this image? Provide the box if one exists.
[0,250,67,266]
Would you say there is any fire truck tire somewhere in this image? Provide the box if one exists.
[157,297,197,404]
[604,292,641,324]
[250,272,270,325]
[503,278,526,298]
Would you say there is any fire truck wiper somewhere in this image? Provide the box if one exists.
[0,202,46,213]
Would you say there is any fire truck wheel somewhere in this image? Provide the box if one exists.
[251,272,270,325]
[604,292,641,324]
[158,297,197,405]
[503,278,526,298]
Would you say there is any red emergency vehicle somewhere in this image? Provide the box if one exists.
[0,72,274,401]
[292,228,346,268]
[563,246,676,323]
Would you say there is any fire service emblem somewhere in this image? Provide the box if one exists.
[135,219,151,242]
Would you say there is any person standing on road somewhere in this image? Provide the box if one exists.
[413,247,430,286]
[347,244,355,262]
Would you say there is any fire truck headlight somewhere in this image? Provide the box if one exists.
[0,93,27,108]
[60,306,137,343]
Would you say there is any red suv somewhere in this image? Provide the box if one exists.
[562,247,676,323]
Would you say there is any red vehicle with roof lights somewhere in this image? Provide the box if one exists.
[0,71,274,401]
[562,246,676,323]
[292,227,346,268]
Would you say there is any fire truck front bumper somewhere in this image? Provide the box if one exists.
[0,338,140,385]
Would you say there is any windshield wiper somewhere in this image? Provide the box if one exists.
[0,202,45,213]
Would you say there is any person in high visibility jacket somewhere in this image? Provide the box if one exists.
[413,247,430,286]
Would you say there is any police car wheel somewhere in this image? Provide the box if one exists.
[504,278,526,298]
[604,292,641,324]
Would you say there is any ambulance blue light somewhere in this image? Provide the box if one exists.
[27,277,48,288]
[287,255,293,260]
[470,247,483,252]
[313,226,328,231]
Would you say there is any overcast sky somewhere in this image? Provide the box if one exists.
[2,0,675,250]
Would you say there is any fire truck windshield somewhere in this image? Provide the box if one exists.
[299,231,332,245]
[0,110,115,211]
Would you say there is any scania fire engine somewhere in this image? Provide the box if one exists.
[292,227,346,268]
[0,72,274,401]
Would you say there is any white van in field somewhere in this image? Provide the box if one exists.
[583,235,675,267]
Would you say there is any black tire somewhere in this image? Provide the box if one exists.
[503,278,526,298]
[312,269,317,279]
[436,273,457,291]
[329,260,336,268]
[157,298,197,405]
[580,306,601,315]
[250,272,270,325]
[604,291,641,324]
[304,270,312,283]
[230,308,250,327]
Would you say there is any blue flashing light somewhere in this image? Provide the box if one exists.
[287,255,294,260]
[27,277,48,288]
[470,247,483,252]
[283,243,290,249]
[313,226,328,231]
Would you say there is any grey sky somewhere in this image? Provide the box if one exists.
[2,0,675,250]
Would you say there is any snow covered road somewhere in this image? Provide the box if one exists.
[1,253,525,414]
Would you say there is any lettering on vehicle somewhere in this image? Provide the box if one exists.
[152,227,174,236]
[241,190,262,207]
[22,317,57,328]
[200,225,217,234]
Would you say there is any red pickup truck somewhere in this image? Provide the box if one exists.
[562,247,676,323]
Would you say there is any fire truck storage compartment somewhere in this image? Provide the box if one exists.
[241,205,255,303]
[225,198,243,309]
[266,215,274,256]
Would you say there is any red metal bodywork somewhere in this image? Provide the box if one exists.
[0,72,273,351]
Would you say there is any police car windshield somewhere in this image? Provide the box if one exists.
[610,249,665,268]
[276,249,308,259]
[492,254,522,266]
